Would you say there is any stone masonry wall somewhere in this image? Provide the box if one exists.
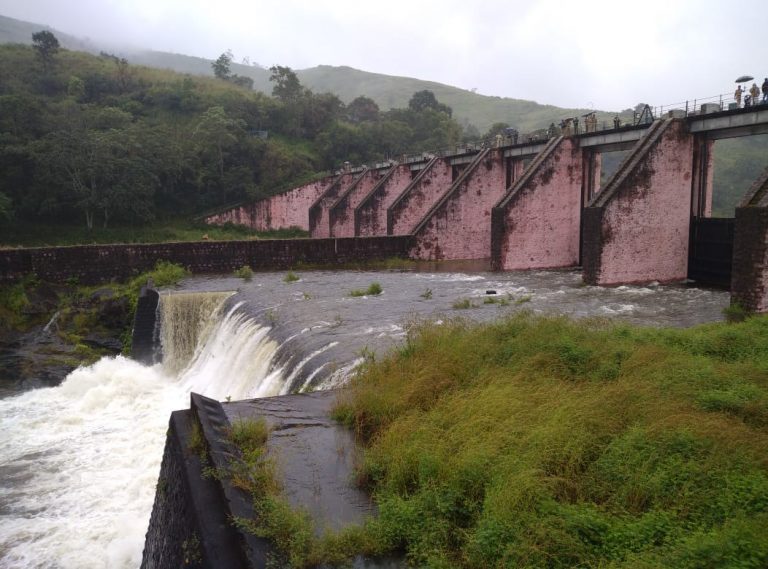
[388,159,453,235]
[356,164,414,237]
[411,150,507,261]
[0,236,415,285]
[732,207,768,312]
[205,177,333,231]
[492,138,583,270]
[329,169,384,238]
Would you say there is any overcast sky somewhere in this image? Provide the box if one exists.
[1,0,766,111]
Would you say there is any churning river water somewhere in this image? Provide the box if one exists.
[0,267,729,568]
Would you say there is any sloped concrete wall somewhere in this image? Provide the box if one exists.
[388,159,453,235]
[205,177,332,231]
[330,169,384,238]
[583,120,694,285]
[356,165,414,237]
[492,138,582,270]
[411,150,506,261]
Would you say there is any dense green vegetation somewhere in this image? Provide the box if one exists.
[325,314,768,568]
[0,37,464,239]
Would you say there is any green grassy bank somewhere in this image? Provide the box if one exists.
[0,219,308,248]
[327,313,768,568]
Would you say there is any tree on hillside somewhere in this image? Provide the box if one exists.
[269,65,303,102]
[193,106,246,178]
[483,122,511,139]
[212,51,233,80]
[409,90,452,117]
[347,96,380,123]
[32,30,60,69]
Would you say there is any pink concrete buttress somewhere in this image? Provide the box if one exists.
[309,172,356,238]
[411,148,508,261]
[491,137,583,270]
[582,119,694,285]
[387,157,453,235]
[329,168,384,237]
[355,164,415,237]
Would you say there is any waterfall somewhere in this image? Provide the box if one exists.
[158,291,234,376]
[0,291,288,569]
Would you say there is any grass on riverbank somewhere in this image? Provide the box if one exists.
[0,219,308,248]
[332,313,768,568]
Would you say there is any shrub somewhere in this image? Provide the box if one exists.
[234,265,254,280]
[350,282,383,297]
[284,271,300,283]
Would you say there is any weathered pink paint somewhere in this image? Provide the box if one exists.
[329,169,386,237]
[356,164,415,237]
[411,149,507,261]
[583,120,694,285]
[309,172,356,238]
[205,177,333,231]
[492,138,583,270]
[388,158,453,235]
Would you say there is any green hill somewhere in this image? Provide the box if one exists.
[0,14,619,133]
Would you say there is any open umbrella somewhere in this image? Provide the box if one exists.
[735,75,754,83]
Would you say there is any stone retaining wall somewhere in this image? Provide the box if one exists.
[0,236,414,284]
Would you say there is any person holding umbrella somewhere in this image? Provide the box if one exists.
[734,75,754,108]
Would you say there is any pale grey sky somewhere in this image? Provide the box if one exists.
[1,0,765,111]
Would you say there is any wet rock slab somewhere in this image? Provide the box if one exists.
[223,391,375,533]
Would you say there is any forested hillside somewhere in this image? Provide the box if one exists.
[0,40,466,235]
[0,14,621,133]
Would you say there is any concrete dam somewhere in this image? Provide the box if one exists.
[207,106,768,313]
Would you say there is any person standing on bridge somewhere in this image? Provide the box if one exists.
[750,83,760,106]
[762,78,768,103]
[735,85,743,107]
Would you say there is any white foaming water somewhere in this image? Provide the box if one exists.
[0,293,284,569]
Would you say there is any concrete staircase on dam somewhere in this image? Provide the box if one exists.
[581,118,694,285]
[410,147,509,261]
[491,136,585,271]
